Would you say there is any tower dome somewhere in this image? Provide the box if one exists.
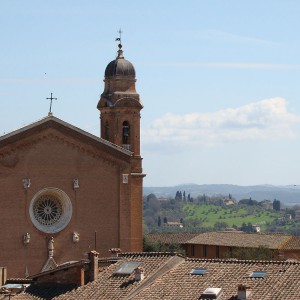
[104,45,135,78]
[97,40,143,158]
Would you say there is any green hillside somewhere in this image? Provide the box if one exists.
[143,193,298,234]
[183,203,281,229]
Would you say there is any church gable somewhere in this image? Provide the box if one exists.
[0,116,131,170]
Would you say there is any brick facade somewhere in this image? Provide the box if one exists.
[0,46,144,278]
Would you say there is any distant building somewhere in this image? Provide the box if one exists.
[224,198,236,206]
[157,197,170,202]
[295,210,300,221]
[259,199,273,210]
[285,213,293,220]
[184,231,300,260]
[164,221,184,228]
[252,224,261,232]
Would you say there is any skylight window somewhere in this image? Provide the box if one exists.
[114,261,141,275]
[200,287,222,299]
[250,271,266,278]
[191,268,207,275]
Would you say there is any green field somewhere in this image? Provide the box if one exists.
[183,203,281,228]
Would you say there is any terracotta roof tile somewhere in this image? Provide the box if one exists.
[185,232,291,249]
[146,233,199,244]
[53,252,176,300]
[8,293,42,300]
[282,236,300,250]
[133,258,300,300]
[16,252,300,299]
[23,284,77,300]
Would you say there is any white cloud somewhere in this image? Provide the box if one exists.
[142,98,300,147]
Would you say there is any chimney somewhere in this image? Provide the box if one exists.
[0,267,7,286]
[109,248,122,257]
[88,250,99,282]
[134,266,144,282]
[237,284,251,300]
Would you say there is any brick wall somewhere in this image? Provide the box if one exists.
[186,244,231,259]
[0,124,142,277]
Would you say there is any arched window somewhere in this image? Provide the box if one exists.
[122,121,130,144]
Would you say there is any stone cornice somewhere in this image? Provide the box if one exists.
[131,173,147,178]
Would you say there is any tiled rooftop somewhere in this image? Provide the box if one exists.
[24,284,78,300]
[53,252,177,300]
[133,258,300,300]
[146,233,199,245]
[281,236,300,250]
[11,252,300,299]
[185,231,292,249]
[0,292,41,300]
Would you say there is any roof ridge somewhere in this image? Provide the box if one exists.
[118,252,178,257]
[0,115,50,138]
[124,255,185,300]
[0,115,132,155]
[185,257,300,265]
[201,231,291,236]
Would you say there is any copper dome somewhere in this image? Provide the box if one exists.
[104,49,135,78]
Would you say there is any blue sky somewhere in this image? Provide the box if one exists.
[1,1,300,187]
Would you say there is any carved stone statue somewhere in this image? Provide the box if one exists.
[73,178,79,189]
[72,232,80,243]
[48,237,54,258]
[23,233,30,244]
[22,178,31,189]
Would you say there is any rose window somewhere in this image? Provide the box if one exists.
[33,195,62,226]
[29,188,72,233]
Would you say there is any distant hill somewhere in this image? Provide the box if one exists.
[143,184,300,206]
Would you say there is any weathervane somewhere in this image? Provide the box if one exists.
[115,28,123,49]
[46,93,57,116]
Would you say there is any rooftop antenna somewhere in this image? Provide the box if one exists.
[46,93,57,116]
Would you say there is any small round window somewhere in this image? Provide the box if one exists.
[29,188,72,233]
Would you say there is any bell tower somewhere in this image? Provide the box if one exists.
[97,41,145,252]
[97,43,143,173]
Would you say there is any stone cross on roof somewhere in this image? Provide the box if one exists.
[46,93,57,116]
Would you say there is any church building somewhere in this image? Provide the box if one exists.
[0,43,144,277]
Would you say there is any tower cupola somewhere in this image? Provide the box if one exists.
[104,45,136,78]
[97,42,143,162]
